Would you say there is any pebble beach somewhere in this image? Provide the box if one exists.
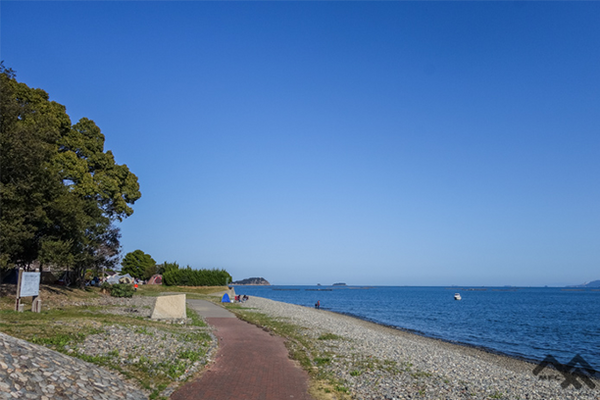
[245,296,599,400]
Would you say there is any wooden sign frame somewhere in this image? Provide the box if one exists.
[15,269,42,312]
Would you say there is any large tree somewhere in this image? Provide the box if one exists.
[121,250,156,280]
[0,64,141,286]
[0,64,71,270]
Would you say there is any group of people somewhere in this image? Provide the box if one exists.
[235,295,249,303]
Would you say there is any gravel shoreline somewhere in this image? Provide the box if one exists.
[244,296,599,400]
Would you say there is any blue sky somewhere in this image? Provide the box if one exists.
[2,2,598,286]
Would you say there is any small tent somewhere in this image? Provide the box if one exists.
[119,275,134,284]
[147,274,162,285]
[221,293,231,303]
[106,273,134,285]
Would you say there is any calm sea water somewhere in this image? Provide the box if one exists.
[232,285,600,370]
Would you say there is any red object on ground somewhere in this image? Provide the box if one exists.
[170,317,313,400]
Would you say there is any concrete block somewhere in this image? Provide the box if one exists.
[151,294,187,320]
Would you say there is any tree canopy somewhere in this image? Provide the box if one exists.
[0,63,141,286]
[121,250,156,280]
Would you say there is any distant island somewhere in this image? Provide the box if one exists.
[569,279,600,288]
[231,277,270,285]
[332,282,347,286]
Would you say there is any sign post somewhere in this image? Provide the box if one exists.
[15,269,41,312]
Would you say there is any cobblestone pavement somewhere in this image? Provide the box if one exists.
[0,332,146,400]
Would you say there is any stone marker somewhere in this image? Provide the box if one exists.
[151,294,187,320]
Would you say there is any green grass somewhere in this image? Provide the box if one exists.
[31,332,84,351]
[187,306,208,327]
[178,330,211,343]
[76,349,120,368]
[222,303,247,310]
[149,384,168,400]
[177,349,205,362]
[134,326,153,335]
[314,357,331,366]
[348,354,405,376]
[317,333,343,341]
[335,385,349,393]
[411,370,433,379]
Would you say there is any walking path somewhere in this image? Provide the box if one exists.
[171,299,313,400]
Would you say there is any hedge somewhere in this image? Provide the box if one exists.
[162,267,232,286]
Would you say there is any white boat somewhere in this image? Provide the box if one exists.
[454,293,462,300]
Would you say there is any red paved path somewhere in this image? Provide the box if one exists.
[171,317,313,400]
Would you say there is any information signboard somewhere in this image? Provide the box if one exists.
[19,272,40,297]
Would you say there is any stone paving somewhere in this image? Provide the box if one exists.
[0,332,146,400]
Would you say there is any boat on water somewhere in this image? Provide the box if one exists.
[454,293,462,300]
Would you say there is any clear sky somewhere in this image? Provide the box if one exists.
[2,2,598,286]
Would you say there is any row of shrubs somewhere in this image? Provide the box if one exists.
[162,267,232,286]
[99,266,232,296]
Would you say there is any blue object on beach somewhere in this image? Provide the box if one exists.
[221,293,230,303]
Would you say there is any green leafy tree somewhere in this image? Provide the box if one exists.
[121,250,156,279]
[0,62,72,272]
[0,63,140,286]
[144,263,158,280]
[55,117,140,221]
[158,261,180,275]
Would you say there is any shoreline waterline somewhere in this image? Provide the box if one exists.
[333,309,547,369]
[330,309,540,369]
[243,295,600,400]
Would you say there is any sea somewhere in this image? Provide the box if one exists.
[231,285,600,372]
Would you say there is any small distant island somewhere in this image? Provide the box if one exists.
[332,282,347,286]
[569,279,600,288]
[231,277,271,285]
